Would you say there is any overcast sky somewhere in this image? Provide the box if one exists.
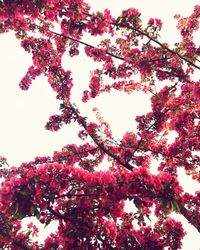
[0,0,200,248]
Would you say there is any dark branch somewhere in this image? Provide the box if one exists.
[49,29,124,61]
[68,103,135,171]
[115,23,200,70]
[48,29,193,84]
[131,108,170,158]
[179,203,200,233]
[82,9,200,70]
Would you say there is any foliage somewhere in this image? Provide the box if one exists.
[0,0,200,249]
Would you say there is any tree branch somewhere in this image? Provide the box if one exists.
[13,240,31,250]
[68,103,135,171]
[83,9,200,69]
[115,23,200,70]
[49,29,124,61]
[48,29,193,84]
[131,108,170,158]
[179,203,200,233]
[82,9,200,70]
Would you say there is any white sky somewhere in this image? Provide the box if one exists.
[0,0,200,249]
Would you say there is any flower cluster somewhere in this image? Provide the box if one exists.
[0,0,200,248]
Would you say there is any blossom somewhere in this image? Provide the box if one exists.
[0,1,199,248]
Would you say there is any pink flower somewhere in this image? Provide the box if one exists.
[86,122,98,135]
[192,81,200,98]
[155,18,163,27]
[148,18,154,25]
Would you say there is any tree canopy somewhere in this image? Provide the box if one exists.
[0,0,200,249]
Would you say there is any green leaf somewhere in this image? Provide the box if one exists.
[31,206,41,219]
[31,206,37,214]
[89,187,95,192]
[170,201,176,213]
[26,230,32,237]
[134,199,142,210]
[44,219,51,228]
[116,16,122,24]
[36,211,41,220]
[160,198,167,209]
[173,201,180,212]
[135,17,141,23]
[131,30,136,37]
[61,202,67,212]
[170,201,180,213]
[55,177,60,182]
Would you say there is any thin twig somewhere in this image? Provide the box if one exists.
[49,29,124,61]
[68,103,135,171]
[48,29,193,84]
[81,9,200,70]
